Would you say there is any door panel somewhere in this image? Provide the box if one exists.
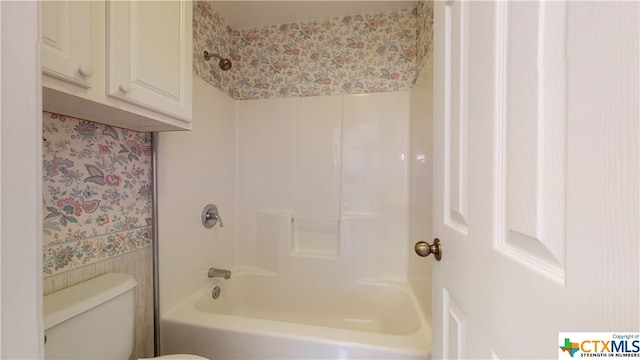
[443,287,467,359]
[432,1,639,358]
[106,1,192,121]
[496,1,567,282]
[443,0,469,234]
[42,1,93,88]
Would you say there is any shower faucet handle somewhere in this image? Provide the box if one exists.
[210,213,223,227]
[202,204,223,228]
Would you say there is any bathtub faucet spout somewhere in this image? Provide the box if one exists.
[208,267,231,279]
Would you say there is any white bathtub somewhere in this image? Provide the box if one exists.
[161,272,430,359]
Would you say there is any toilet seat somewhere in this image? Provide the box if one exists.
[139,354,209,360]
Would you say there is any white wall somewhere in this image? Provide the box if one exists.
[157,77,237,314]
[1,1,43,358]
[341,92,411,280]
[408,57,434,321]
[236,97,297,268]
[236,92,412,283]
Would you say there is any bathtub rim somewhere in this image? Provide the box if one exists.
[161,271,431,357]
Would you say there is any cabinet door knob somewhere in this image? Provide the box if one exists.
[119,82,132,93]
[77,64,93,77]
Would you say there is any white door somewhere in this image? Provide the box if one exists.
[431,1,639,358]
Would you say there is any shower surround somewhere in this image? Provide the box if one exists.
[158,78,430,359]
[158,1,434,357]
[235,92,411,278]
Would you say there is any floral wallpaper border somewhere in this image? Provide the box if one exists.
[42,112,153,276]
[194,0,434,100]
[416,0,434,78]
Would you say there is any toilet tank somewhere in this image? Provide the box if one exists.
[44,273,138,360]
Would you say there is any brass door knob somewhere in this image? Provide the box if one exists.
[414,238,442,261]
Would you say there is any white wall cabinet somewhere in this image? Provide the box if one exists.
[42,1,192,132]
[106,1,192,121]
[42,2,94,89]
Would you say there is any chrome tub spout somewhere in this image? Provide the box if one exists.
[208,267,231,279]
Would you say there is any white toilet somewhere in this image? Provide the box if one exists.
[43,272,208,360]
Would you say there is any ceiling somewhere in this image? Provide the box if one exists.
[209,1,418,29]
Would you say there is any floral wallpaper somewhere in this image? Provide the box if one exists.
[193,0,236,95]
[193,1,433,100]
[42,112,153,276]
[416,0,434,78]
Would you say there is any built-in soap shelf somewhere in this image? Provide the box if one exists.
[290,217,339,225]
[256,211,381,264]
[291,216,340,257]
[255,211,383,277]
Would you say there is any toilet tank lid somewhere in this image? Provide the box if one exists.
[140,355,210,360]
[44,272,137,330]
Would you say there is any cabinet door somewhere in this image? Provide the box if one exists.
[42,1,94,88]
[106,1,192,122]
